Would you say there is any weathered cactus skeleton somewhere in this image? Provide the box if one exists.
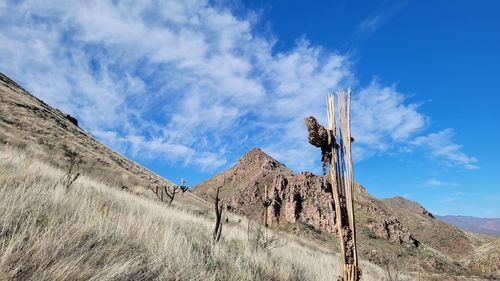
[149,178,189,205]
[212,184,223,243]
[261,184,281,227]
[305,90,360,281]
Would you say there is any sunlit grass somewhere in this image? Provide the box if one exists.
[0,145,388,280]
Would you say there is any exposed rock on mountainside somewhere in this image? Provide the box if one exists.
[364,204,419,247]
[266,172,337,233]
[382,197,480,260]
[195,148,418,247]
[65,114,78,127]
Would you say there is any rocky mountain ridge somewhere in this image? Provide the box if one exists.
[193,147,499,279]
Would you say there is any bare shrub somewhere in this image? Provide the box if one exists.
[61,147,82,189]
[382,253,403,281]
[247,219,286,252]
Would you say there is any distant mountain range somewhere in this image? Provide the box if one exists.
[437,215,500,235]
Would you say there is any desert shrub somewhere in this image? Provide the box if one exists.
[247,220,287,252]
[61,147,82,189]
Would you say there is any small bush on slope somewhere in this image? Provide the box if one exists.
[0,145,388,281]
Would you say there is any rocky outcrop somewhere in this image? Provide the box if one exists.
[266,172,337,234]
[65,114,78,127]
[365,204,420,247]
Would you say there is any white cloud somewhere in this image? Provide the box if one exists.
[0,0,476,174]
[425,179,460,187]
[412,129,479,170]
[350,81,427,160]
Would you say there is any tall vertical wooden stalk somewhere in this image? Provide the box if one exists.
[336,90,359,280]
[306,90,360,281]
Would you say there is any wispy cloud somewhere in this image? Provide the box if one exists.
[484,194,500,201]
[412,129,479,170]
[355,1,409,41]
[425,179,460,187]
[441,197,457,203]
[0,0,476,174]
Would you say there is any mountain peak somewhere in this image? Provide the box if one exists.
[237,147,287,170]
[242,147,267,157]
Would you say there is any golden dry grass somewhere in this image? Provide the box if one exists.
[0,144,396,281]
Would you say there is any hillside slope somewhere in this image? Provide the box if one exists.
[0,143,397,281]
[0,72,172,193]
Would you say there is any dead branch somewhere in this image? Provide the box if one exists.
[247,219,286,252]
[382,254,403,281]
[212,185,223,243]
[148,185,162,202]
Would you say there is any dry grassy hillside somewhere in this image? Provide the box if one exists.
[0,73,171,193]
[0,143,394,281]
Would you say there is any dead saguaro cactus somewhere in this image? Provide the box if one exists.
[149,185,163,202]
[149,178,189,205]
[164,185,180,206]
[179,178,189,193]
[261,185,272,227]
[305,90,360,281]
[61,148,82,190]
[212,185,223,243]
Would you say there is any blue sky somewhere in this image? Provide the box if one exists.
[0,0,498,217]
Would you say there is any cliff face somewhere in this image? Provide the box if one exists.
[265,172,337,233]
